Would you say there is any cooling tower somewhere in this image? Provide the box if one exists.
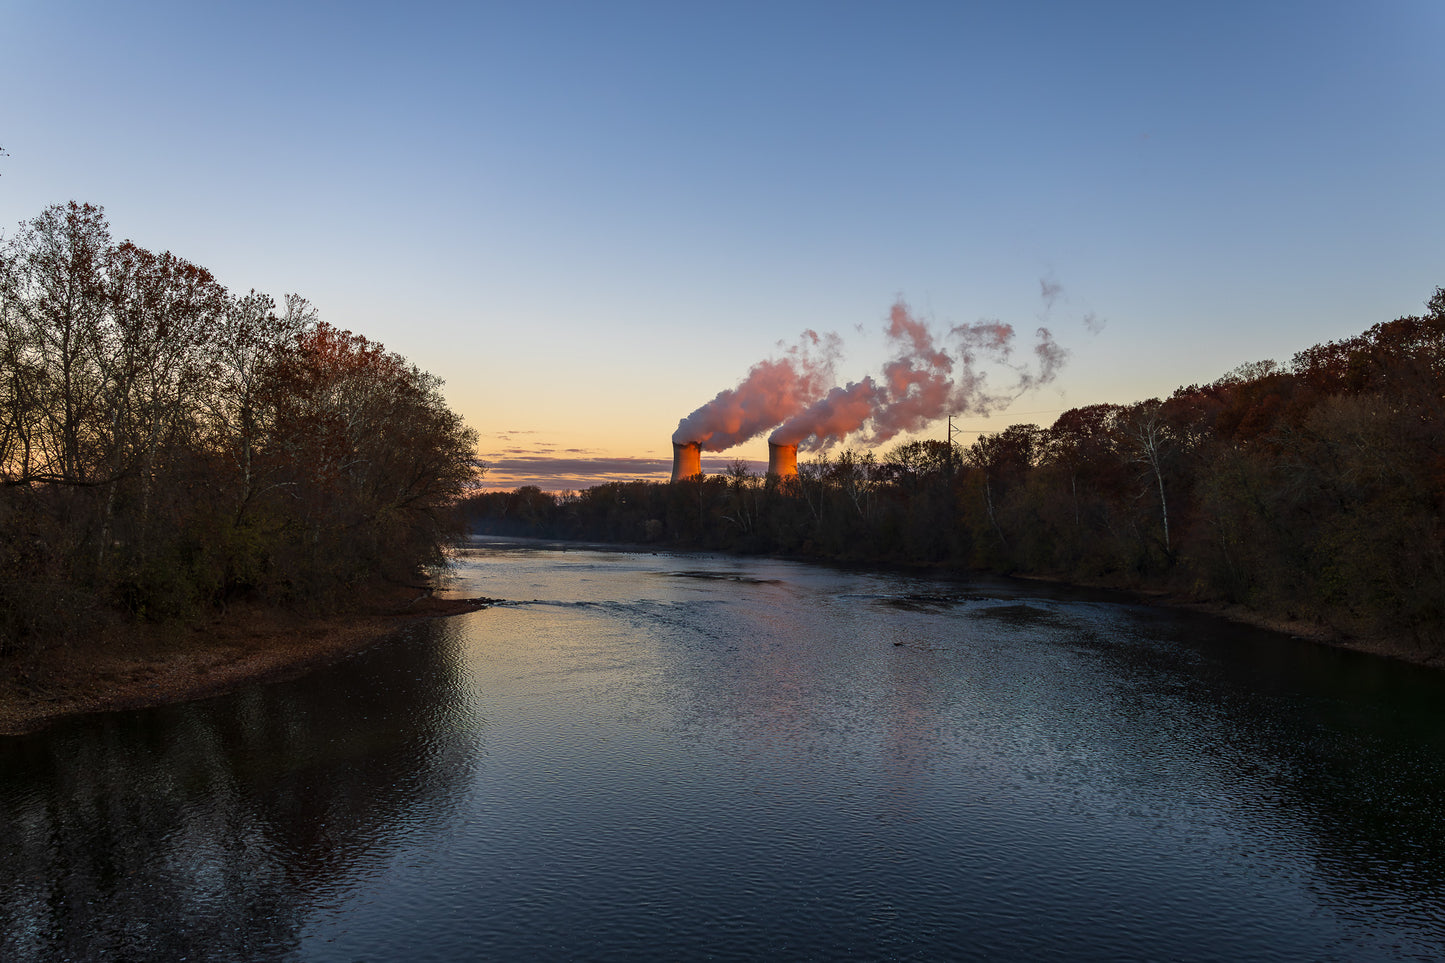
[671,441,702,482]
[768,442,798,479]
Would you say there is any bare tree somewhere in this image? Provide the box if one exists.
[1114,400,1173,556]
[722,459,758,534]
[0,203,111,484]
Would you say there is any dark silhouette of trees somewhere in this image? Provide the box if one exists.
[0,203,479,653]
[257,323,478,596]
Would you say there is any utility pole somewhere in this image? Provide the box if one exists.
[946,415,962,482]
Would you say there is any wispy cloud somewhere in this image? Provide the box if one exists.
[477,454,765,492]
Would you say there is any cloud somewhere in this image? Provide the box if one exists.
[478,454,765,492]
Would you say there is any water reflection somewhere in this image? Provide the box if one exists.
[973,598,1445,947]
[0,618,475,962]
[5,541,1445,960]
[1127,618,1445,934]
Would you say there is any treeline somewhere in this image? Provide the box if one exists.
[1,203,478,653]
[468,287,1445,654]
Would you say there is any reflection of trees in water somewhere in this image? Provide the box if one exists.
[1094,614,1445,918]
[1240,649,1445,909]
[0,619,475,962]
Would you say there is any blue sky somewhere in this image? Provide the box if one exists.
[3,1,1442,489]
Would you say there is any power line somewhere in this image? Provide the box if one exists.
[976,407,1069,416]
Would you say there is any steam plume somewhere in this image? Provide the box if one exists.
[673,330,841,451]
[865,301,960,443]
[768,378,884,448]
[1014,327,1067,391]
[1040,276,1063,310]
[770,299,1068,451]
[1038,274,1107,335]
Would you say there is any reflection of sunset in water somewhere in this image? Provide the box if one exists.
[7,541,1445,960]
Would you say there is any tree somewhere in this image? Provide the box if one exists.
[722,459,760,537]
[963,426,1039,553]
[830,448,879,522]
[0,202,111,485]
[203,291,314,525]
[258,322,480,592]
[1114,400,1174,558]
[1040,404,1121,533]
[95,241,230,568]
[1,202,481,648]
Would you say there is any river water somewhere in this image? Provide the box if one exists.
[3,537,1445,961]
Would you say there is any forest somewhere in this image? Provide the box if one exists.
[0,202,479,655]
[469,287,1445,656]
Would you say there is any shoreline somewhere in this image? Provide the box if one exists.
[1173,599,1445,669]
[0,594,492,737]
[474,534,1445,671]
[7,543,1439,738]
[1009,571,1445,670]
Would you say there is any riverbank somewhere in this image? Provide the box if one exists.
[473,534,1445,671]
[13,539,1428,739]
[0,590,492,737]
[1173,597,1445,668]
[1008,570,1445,670]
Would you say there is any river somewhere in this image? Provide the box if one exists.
[3,537,1445,960]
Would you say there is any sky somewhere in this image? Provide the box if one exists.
[3,1,1442,490]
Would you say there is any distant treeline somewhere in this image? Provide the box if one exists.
[0,203,478,653]
[468,287,1445,655]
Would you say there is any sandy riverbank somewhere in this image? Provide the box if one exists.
[0,593,492,737]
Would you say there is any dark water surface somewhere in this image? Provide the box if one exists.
[5,538,1445,961]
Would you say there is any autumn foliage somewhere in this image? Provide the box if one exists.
[471,287,1445,655]
[0,203,479,652]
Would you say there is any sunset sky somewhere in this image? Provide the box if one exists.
[3,1,1442,490]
